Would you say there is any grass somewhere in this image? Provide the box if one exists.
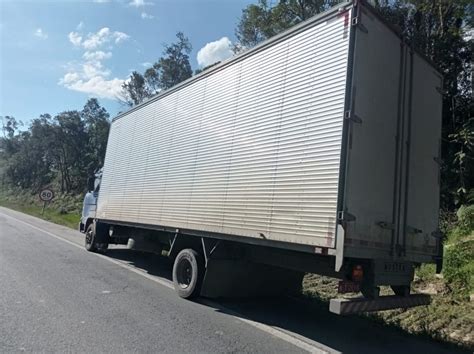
[0,187,81,229]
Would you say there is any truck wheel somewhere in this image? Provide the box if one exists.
[172,249,204,299]
[360,284,380,299]
[85,223,108,253]
[391,285,410,297]
[85,224,98,252]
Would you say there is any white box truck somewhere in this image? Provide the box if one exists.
[80,0,443,314]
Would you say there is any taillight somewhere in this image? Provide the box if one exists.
[352,265,364,282]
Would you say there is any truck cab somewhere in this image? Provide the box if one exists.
[79,170,101,233]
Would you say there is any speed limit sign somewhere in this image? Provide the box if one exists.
[39,188,54,202]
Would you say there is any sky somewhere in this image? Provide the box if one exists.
[0,0,254,124]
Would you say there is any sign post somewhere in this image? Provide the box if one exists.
[39,188,54,215]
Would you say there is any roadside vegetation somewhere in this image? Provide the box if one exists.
[303,206,474,349]
[0,187,81,229]
[0,0,472,350]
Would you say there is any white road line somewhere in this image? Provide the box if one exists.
[199,299,334,354]
[0,211,175,290]
[0,210,336,354]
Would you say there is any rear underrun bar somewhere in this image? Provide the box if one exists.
[329,294,431,315]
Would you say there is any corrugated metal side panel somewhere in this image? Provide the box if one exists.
[97,12,351,248]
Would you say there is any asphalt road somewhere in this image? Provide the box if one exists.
[0,207,468,353]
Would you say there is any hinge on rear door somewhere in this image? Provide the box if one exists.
[351,17,368,33]
[344,110,362,124]
[406,225,423,234]
[431,229,443,239]
[338,211,356,223]
[376,221,395,230]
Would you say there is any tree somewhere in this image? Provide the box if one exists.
[53,111,88,193]
[235,0,274,49]
[121,32,193,106]
[235,0,342,49]
[81,98,110,171]
[121,71,150,107]
[0,99,112,193]
[1,116,22,156]
[1,114,55,190]
[144,32,193,91]
[144,63,161,93]
[1,115,20,139]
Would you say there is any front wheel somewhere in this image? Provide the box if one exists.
[85,223,108,253]
[172,249,204,299]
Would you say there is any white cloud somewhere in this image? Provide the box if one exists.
[59,59,123,99]
[34,28,48,40]
[83,50,112,61]
[141,12,154,19]
[69,28,129,50]
[93,0,111,3]
[76,21,84,31]
[83,61,110,79]
[61,27,130,100]
[129,0,153,7]
[197,37,233,67]
[82,27,110,49]
[60,72,80,85]
[68,32,82,46]
[113,31,129,44]
[141,62,152,67]
[62,76,125,100]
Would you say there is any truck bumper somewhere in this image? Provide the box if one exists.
[329,294,430,315]
[78,221,85,233]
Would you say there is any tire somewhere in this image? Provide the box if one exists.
[360,284,380,299]
[85,223,108,253]
[391,285,410,297]
[85,223,98,252]
[172,248,204,299]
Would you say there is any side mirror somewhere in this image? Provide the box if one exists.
[87,177,95,192]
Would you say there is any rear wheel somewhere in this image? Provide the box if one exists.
[391,285,410,297]
[360,284,380,299]
[172,248,204,299]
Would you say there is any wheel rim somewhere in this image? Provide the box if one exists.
[85,229,93,246]
[176,258,193,289]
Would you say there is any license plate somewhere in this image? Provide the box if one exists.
[383,262,407,273]
[338,280,360,293]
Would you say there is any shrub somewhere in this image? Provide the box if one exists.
[456,204,474,236]
[443,240,474,298]
[416,264,436,282]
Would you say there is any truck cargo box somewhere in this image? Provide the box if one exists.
[96,0,442,269]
